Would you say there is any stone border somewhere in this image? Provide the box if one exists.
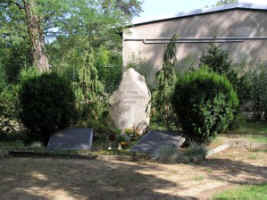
[206,140,267,158]
[206,143,232,158]
[8,151,97,160]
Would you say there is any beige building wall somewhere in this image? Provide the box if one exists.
[123,9,267,72]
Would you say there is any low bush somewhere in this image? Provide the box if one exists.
[183,143,207,162]
[152,144,180,163]
[172,67,239,143]
[152,143,207,163]
[18,72,77,145]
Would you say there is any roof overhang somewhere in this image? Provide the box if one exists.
[125,3,267,28]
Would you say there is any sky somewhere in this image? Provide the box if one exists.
[133,0,267,23]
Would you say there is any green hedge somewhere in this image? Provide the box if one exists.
[18,72,77,145]
[172,67,239,143]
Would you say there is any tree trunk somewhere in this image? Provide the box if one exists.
[23,0,49,72]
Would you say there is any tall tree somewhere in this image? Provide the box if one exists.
[101,0,142,19]
[23,0,49,71]
[0,0,56,71]
[0,0,142,72]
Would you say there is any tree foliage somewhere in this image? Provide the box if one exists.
[0,0,142,72]
[0,0,142,139]
[101,0,142,19]
[200,44,251,106]
[200,44,232,75]
[152,34,178,128]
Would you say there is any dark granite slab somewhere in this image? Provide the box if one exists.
[47,128,93,150]
[131,131,185,154]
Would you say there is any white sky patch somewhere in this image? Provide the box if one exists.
[133,12,177,24]
[240,0,267,5]
[133,0,267,24]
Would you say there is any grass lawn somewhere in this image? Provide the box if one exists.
[227,120,267,143]
[213,183,267,200]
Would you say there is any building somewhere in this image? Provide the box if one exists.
[122,3,267,75]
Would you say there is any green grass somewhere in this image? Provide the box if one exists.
[234,121,267,135]
[0,140,25,148]
[229,121,267,143]
[0,139,146,160]
[213,183,267,200]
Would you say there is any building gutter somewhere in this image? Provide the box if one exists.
[124,36,267,44]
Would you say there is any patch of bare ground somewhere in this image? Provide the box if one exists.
[0,139,267,200]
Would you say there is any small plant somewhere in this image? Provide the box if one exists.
[152,143,207,163]
[18,72,77,145]
[183,143,207,162]
[172,67,239,143]
[0,150,9,159]
[152,144,181,163]
[124,128,140,141]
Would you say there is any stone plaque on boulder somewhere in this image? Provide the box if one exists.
[109,68,151,135]
[47,128,93,150]
[131,131,185,154]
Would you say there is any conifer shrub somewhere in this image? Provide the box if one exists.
[172,67,239,143]
[200,44,250,105]
[18,72,77,145]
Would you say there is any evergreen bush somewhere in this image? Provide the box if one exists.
[172,67,239,143]
[18,72,77,145]
[200,44,232,75]
[200,44,250,105]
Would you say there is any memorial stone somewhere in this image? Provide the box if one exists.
[110,68,151,134]
[47,128,93,150]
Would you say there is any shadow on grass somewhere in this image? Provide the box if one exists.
[0,157,197,200]
[195,158,267,185]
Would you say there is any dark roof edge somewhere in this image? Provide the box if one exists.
[126,4,267,28]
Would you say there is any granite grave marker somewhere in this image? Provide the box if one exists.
[47,128,93,150]
[131,131,185,154]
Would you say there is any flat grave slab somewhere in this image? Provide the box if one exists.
[47,128,93,150]
[131,131,185,154]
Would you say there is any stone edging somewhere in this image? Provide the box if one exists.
[7,151,97,160]
[206,140,267,158]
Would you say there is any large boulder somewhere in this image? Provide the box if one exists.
[110,68,151,134]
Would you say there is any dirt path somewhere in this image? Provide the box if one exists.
[0,145,267,200]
